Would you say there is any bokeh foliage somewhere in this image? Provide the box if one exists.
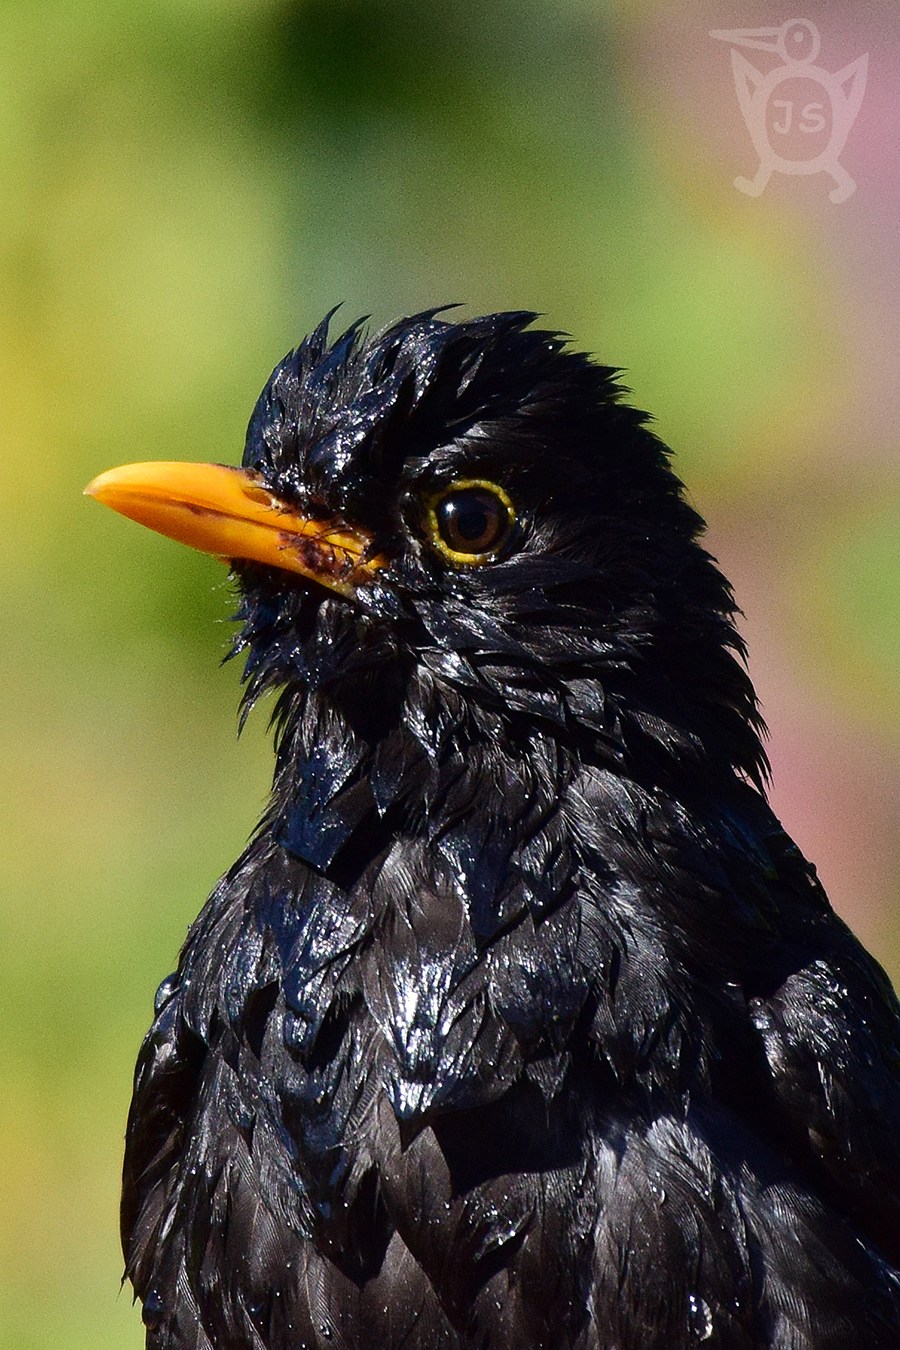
[1,2,898,1346]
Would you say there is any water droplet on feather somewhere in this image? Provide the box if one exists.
[688,1293,713,1340]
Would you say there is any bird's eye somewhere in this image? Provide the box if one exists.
[426,480,515,564]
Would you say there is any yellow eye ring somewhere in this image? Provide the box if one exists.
[424,479,516,565]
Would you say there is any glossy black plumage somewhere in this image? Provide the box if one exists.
[121,310,900,1349]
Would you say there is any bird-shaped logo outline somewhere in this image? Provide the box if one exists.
[710,18,868,202]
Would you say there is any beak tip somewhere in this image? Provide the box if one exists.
[84,470,113,500]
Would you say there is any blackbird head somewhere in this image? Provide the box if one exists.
[87,310,766,895]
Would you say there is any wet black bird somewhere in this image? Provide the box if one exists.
[87,311,900,1350]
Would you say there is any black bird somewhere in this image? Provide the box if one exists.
[87,310,900,1350]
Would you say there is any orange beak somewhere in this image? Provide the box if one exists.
[84,461,383,599]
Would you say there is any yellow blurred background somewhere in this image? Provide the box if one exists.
[2,1,898,1345]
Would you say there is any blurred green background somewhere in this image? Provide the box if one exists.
[2,1,899,1345]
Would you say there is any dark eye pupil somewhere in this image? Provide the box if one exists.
[456,505,489,541]
[436,488,509,555]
